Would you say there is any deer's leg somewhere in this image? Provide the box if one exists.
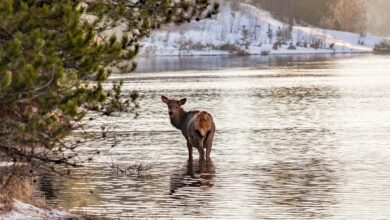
[196,137,205,161]
[199,157,206,173]
[186,140,194,177]
[186,141,193,162]
[204,128,215,161]
[198,146,205,161]
[191,131,205,161]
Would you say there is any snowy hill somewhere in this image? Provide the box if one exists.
[140,2,389,56]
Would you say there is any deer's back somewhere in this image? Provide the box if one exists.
[182,111,214,139]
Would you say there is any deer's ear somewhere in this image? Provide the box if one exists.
[179,98,187,106]
[161,96,169,104]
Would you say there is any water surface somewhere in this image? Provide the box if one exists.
[39,54,390,219]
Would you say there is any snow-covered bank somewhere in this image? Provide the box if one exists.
[140,2,390,56]
[0,200,76,220]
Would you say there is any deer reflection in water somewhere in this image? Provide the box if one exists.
[170,159,215,196]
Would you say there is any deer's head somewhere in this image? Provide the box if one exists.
[161,96,186,119]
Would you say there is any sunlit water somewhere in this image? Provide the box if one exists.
[38,54,390,219]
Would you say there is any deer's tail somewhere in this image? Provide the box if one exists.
[194,111,213,137]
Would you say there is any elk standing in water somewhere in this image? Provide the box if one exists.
[161,96,215,163]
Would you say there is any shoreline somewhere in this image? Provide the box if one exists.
[136,50,374,58]
[0,200,109,220]
[0,200,76,220]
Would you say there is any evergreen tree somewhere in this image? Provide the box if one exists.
[0,0,218,168]
[276,27,283,42]
[240,25,250,49]
[267,24,273,44]
[288,20,294,41]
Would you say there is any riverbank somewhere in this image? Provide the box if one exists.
[136,49,373,58]
[0,200,74,220]
[140,2,389,57]
[0,164,82,220]
[0,200,111,220]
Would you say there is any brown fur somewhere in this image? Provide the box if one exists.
[194,111,212,137]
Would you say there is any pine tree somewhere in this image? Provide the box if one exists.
[276,27,283,42]
[0,0,218,168]
[288,20,294,42]
[240,25,250,49]
[267,24,273,44]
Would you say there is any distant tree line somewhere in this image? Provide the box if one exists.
[251,0,366,33]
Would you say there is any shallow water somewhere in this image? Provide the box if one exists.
[39,54,390,219]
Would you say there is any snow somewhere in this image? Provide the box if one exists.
[0,200,76,220]
[140,2,390,56]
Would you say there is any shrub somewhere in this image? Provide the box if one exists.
[261,50,270,56]
[311,41,321,49]
[273,42,282,50]
[236,50,250,56]
[374,40,390,53]
[288,43,297,50]
[218,43,241,53]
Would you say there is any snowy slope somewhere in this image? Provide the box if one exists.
[140,2,389,56]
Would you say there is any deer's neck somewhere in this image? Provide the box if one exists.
[170,108,186,130]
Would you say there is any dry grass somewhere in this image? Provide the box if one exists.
[0,164,115,219]
[0,165,39,212]
[109,161,155,177]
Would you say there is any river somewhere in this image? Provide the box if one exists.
[38,54,390,219]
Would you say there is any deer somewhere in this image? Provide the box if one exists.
[161,96,215,164]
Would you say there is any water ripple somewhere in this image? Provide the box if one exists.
[37,55,390,219]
